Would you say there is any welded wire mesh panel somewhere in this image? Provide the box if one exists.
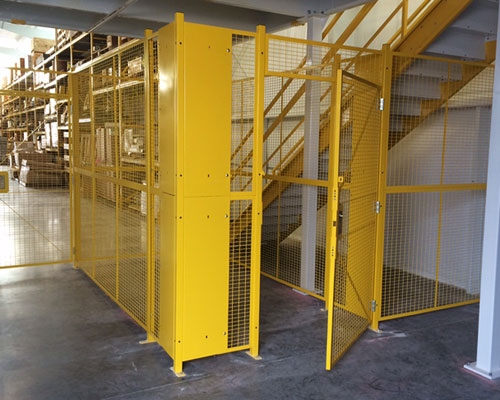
[153,194,161,337]
[438,190,484,306]
[119,43,146,185]
[381,54,492,319]
[73,41,152,330]
[94,180,117,296]
[231,34,255,192]
[267,37,334,80]
[228,199,252,348]
[382,192,440,316]
[148,35,161,338]
[0,70,72,268]
[118,186,148,325]
[330,73,380,366]
[78,174,93,275]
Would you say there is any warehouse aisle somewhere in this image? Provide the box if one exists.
[0,264,499,400]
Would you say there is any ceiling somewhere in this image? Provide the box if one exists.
[0,0,371,37]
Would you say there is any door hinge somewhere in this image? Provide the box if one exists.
[374,201,381,214]
[371,300,377,312]
[379,98,384,111]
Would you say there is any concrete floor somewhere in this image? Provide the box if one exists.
[1,264,500,399]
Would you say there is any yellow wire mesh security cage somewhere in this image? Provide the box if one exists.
[62,17,493,374]
[376,53,493,322]
[0,67,72,269]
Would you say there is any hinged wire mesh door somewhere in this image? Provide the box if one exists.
[326,70,381,369]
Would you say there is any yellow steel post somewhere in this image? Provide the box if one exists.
[117,39,124,303]
[113,53,120,301]
[370,44,393,332]
[248,24,266,359]
[89,66,97,279]
[69,73,80,267]
[173,12,186,376]
[324,54,341,307]
[402,0,408,38]
[143,29,156,344]
[325,68,344,371]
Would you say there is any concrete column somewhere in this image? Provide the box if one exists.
[300,16,327,291]
[464,18,500,380]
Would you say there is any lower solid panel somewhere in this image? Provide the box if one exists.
[182,196,230,361]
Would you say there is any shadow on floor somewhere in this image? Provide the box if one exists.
[0,264,498,400]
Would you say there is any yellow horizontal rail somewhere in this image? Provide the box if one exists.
[0,89,70,99]
[386,183,486,194]
[74,167,162,195]
[264,174,329,188]
[380,299,479,321]
[0,260,72,270]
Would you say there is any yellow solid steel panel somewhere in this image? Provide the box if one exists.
[159,22,177,197]
[182,196,230,360]
[159,192,176,357]
[157,15,243,373]
[183,23,232,198]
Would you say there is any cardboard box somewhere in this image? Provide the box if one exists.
[127,57,143,77]
[55,59,67,71]
[107,35,118,49]
[96,126,116,166]
[13,142,34,153]
[19,166,64,187]
[44,122,52,147]
[32,37,55,53]
[51,121,58,147]
[95,128,106,164]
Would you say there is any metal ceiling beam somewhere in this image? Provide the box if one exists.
[208,0,373,17]
[0,0,301,36]
[206,0,323,17]
[88,0,139,33]
[322,0,375,14]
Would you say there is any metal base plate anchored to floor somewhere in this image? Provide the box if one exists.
[464,362,500,380]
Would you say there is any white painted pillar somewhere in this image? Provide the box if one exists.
[464,17,500,380]
[300,16,327,292]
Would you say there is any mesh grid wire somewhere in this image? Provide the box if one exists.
[74,41,151,329]
[150,36,161,338]
[229,199,252,348]
[231,34,255,193]
[228,34,256,348]
[381,54,493,318]
[330,73,381,366]
[261,37,382,297]
[0,67,71,268]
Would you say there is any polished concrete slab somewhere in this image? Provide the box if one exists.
[0,263,499,400]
